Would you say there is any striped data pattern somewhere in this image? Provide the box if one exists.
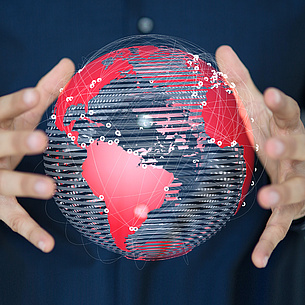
[44,45,246,260]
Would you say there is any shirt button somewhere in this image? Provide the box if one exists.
[137,17,154,33]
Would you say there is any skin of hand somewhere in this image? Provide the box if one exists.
[0,58,75,252]
[216,46,305,268]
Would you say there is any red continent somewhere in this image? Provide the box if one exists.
[82,141,174,251]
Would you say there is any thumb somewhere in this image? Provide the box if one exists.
[215,46,262,110]
[25,58,75,129]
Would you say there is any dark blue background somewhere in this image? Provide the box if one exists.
[0,1,305,304]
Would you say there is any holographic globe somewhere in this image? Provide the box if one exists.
[44,35,254,260]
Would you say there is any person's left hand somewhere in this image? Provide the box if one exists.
[216,46,305,268]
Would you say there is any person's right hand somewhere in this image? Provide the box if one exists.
[0,58,75,252]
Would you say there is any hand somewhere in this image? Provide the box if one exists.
[0,58,75,252]
[216,46,305,268]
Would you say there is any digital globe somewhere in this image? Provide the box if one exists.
[44,35,254,261]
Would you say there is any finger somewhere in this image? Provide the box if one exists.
[0,88,39,122]
[251,207,294,268]
[215,45,262,109]
[0,130,48,158]
[258,177,305,209]
[264,87,302,130]
[265,134,305,161]
[0,170,55,199]
[33,58,75,123]
[0,196,54,252]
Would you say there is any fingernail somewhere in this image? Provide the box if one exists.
[34,180,49,195]
[23,89,36,106]
[262,256,269,268]
[273,139,285,156]
[27,133,42,151]
[273,89,281,104]
[38,241,46,252]
[268,190,280,206]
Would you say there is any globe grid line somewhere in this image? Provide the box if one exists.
[44,35,253,260]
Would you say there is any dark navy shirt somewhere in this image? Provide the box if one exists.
[1,1,305,305]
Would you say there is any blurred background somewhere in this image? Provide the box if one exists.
[0,1,305,305]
